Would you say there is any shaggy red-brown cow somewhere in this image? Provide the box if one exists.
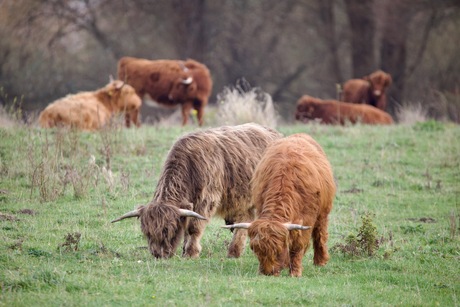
[224,133,336,277]
[38,80,141,131]
[111,123,282,259]
[341,70,392,110]
[117,56,212,127]
[295,95,394,125]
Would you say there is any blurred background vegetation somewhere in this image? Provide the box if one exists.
[1,0,459,123]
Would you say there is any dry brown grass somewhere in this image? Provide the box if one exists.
[395,102,428,124]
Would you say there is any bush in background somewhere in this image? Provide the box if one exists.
[395,102,428,124]
[212,79,279,129]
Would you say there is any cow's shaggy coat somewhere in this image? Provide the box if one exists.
[341,70,392,110]
[38,80,141,130]
[112,123,282,258]
[117,56,212,127]
[295,95,394,125]
[226,133,335,277]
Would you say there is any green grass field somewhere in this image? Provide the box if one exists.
[0,121,459,306]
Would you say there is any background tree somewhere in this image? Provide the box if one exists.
[344,0,375,77]
[0,0,459,122]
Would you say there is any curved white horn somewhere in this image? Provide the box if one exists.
[111,208,141,223]
[115,81,125,90]
[109,74,114,82]
[221,223,251,229]
[181,77,193,85]
[284,223,311,231]
[179,209,207,220]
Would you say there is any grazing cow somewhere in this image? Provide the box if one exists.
[111,123,282,259]
[341,70,392,110]
[224,133,336,277]
[117,56,212,127]
[38,80,141,131]
[295,95,394,125]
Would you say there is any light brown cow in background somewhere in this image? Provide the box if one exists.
[38,80,141,131]
[224,133,336,277]
[341,70,392,110]
[295,95,394,125]
[117,56,212,127]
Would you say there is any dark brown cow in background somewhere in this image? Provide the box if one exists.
[117,56,212,127]
[341,70,392,110]
[224,133,336,277]
[295,95,394,125]
[111,123,282,259]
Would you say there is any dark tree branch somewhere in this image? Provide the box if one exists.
[272,64,307,102]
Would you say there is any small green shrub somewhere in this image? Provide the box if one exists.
[58,232,81,252]
[400,224,425,234]
[332,213,380,257]
[413,119,445,132]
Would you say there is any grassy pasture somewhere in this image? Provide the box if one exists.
[0,121,459,306]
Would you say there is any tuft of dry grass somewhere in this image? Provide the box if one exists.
[395,102,428,124]
[0,106,18,128]
[213,79,279,128]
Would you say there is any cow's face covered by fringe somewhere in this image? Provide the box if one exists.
[364,70,392,98]
[138,200,195,258]
[168,75,198,102]
[248,220,290,276]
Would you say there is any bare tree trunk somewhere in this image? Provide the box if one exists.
[317,0,343,83]
[344,0,375,77]
[380,0,413,113]
[171,0,209,61]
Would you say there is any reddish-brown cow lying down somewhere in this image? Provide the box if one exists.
[111,123,282,259]
[295,95,394,125]
[341,70,392,110]
[224,133,336,277]
[38,80,141,130]
[117,56,213,127]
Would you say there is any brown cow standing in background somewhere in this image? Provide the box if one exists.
[38,80,141,131]
[295,95,394,125]
[117,56,212,127]
[341,70,392,110]
[223,133,336,277]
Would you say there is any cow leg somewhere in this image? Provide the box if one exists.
[227,229,248,258]
[289,247,307,277]
[312,216,330,266]
[227,207,254,258]
[376,94,387,110]
[183,218,207,258]
[124,112,131,128]
[196,106,204,126]
[181,102,193,126]
[130,109,140,127]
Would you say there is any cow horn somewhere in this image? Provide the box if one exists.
[178,209,207,220]
[109,74,114,82]
[284,223,311,231]
[111,208,141,223]
[221,223,251,229]
[116,81,125,90]
[181,77,193,85]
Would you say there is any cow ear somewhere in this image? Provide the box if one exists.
[385,74,392,86]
